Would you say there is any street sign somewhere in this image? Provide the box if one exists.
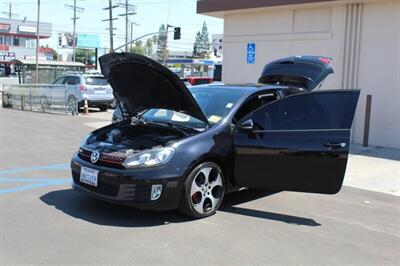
[247,42,256,64]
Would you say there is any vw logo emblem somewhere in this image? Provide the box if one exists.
[91,150,100,164]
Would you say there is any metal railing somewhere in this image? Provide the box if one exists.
[1,84,79,115]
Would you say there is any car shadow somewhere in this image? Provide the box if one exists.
[40,188,320,227]
[40,189,192,227]
[221,189,321,226]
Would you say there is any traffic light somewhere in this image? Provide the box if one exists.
[174,27,181,40]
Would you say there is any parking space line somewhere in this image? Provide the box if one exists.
[0,163,69,175]
[0,164,71,195]
[0,179,69,195]
[0,177,60,183]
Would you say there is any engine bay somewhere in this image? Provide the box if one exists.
[84,121,192,155]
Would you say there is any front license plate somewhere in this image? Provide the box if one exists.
[80,167,99,187]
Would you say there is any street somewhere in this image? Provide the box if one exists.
[0,108,399,265]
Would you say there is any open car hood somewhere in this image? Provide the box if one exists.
[99,53,209,125]
[258,55,334,91]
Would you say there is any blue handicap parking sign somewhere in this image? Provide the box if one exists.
[247,43,256,64]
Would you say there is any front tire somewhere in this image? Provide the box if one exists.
[179,162,225,219]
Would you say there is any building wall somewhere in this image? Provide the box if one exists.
[222,1,400,148]
[353,2,400,148]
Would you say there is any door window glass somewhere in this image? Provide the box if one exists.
[234,92,277,122]
[73,77,81,85]
[250,91,358,130]
[53,77,65,84]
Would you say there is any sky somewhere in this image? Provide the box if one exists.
[3,0,223,51]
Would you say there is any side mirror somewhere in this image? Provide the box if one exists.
[240,119,254,131]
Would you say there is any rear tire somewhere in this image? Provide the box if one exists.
[66,95,78,115]
[99,105,108,112]
[179,162,225,219]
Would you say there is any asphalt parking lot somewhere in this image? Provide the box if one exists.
[1,108,399,265]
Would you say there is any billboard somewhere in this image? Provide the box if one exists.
[76,34,101,48]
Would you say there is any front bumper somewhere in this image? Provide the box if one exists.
[71,154,184,211]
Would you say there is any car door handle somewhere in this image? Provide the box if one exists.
[324,142,347,149]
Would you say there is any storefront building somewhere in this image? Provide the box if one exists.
[197,0,400,148]
[0,17,52,76]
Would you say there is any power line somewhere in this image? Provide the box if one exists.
[102,0,119,52]
[117,0,137,52]
[1,2,19,19]
[65,0,85,61]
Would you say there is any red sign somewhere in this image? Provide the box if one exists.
[0,23,11,31]
[0,44,9,51]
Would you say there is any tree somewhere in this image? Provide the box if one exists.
[130,40,146,55]
[193,22,211,59]
[75,48,95,65]
[156,24,167,62]
[144,38,155,57]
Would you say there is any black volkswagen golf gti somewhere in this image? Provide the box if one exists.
[71,53,360,218]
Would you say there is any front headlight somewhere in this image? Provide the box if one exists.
[123,147,174,168]
[79,133,93,147]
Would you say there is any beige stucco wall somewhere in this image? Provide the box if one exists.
[222,1,400,148]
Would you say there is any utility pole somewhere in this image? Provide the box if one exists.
[118,0,136,52]
[129,21,139,52]
[35,0,40,84]
[65,0,85,62]
[102,0,119,52]
[130,22,133,51]
[1,2,19,19]
[163,25,174,65]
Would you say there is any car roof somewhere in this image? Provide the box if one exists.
[190,83,288,95]
[59,74,104,78]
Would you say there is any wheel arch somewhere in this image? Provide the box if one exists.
[183,153,233,187]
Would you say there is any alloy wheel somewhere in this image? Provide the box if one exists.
[189,166,224,215]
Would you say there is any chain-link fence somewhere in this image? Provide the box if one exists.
[1,84,79,115]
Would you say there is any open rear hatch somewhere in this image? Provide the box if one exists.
[258,55,334,91]
[99,53,209,125]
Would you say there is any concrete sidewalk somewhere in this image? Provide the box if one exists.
[345,144,400,196]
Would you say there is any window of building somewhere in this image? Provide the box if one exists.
[25,39,36,49]
[13,38,19,46]
[3,36,11,46]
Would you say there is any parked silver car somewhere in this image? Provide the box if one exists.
[52,74,114,112]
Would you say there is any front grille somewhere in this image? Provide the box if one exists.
[78,148,126,168]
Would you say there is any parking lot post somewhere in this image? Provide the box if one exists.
[50,86,53,112]
[30,86,32,111]
[363,94,372,147]
[65,84,68,115]
[20,89,25,110]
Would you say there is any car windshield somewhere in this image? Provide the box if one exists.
[142,87,245,128]
[85,76,109,86]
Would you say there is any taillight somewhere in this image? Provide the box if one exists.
[319,57,331,64]
[79,84,86,92]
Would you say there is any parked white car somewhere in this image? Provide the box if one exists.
[52,74,114,113]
